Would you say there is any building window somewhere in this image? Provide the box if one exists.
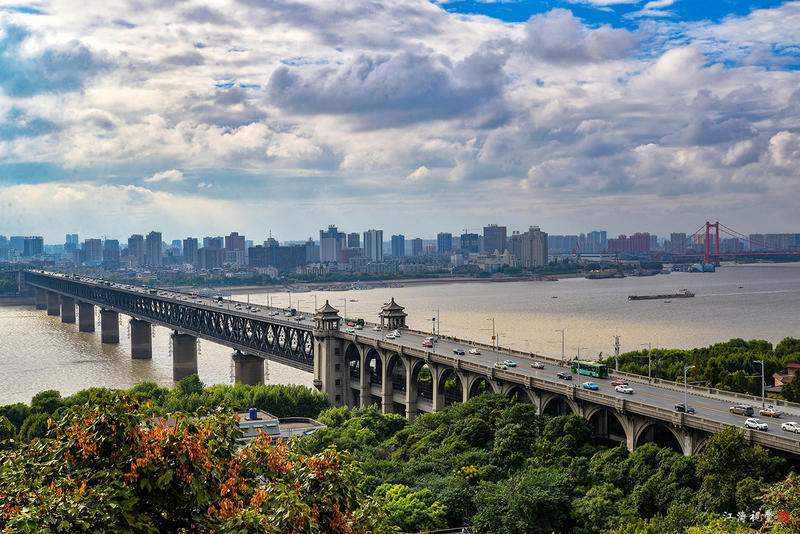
[335,379,341,386]
[335,363,340,371]
[334,348,340,355]
[335,395,341,402]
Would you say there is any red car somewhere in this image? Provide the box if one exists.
[611,379,628,386]
[422,341,433,348]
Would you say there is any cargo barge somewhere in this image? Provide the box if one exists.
[628,289,694,300]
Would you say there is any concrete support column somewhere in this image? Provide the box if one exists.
[432,366,444,412]
[46,291,60,316]
[172,332,198,381]
[380,355,393,414]
[78,302,95,332]
[100,309,119,344]
[60,296,75,324]
[130,319,152,359]
[233,351,265,386]
[459,372,470,403]
[405,358,418,422]
[35,288,47,310]
[359,353,371,409]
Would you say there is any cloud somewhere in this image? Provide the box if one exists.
[769,131,800,169]
[144,169,184,183]
[406,165,432,182]
[0,23,106,97]
[523,9,636,64]
[267,47,508,127]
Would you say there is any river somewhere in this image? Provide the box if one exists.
[1,262,798,405]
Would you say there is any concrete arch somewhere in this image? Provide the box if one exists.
[364,348,382,386]
[540,393,579,417]
[465,375,499,399]
[585,405,631,446]
[437,367,463,407]
[410,359,434,402]
[633,421,685,455]
[386,352,407,393]
[503,384,535,404]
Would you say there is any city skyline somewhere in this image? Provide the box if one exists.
[1,1,799,238]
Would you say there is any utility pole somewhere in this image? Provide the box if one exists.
[753,359,765,408]
[684,365,695,413]
[555,328,565,365]
[640,342,652,383]
[614,334,620,371]
[487,318,495,351]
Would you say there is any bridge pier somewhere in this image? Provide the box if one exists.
[172,332,198,381]
[34,288,47,310]
[405,357,418,422]
[78,302,95,332]
[233,351,265,386]
[130,319,152,359]
[60,296,75,324]
[46,291,60,316]
[100,309,119,344]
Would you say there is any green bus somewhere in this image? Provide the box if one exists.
[570,360,608,378]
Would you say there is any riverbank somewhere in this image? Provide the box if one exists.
[0,295,34,306]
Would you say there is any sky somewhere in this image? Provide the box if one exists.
[1,0,799,243]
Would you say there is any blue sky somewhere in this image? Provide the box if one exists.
[0,0,799,242]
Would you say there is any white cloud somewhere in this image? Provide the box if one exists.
[144,169,184,183]
[769,131,800,169]
[406,165,432,182]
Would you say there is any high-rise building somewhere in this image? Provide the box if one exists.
[347,232,360,249]
[460,233,480,253]
[411,238,423,256]
[305,238,320,263]
[127,235,145,266]
[9,236,25,252]
[363,229,384,262]
[198,247,223,269]
[520,226,548,267]
[183,238,198,266]
[437,232,452,254]
[102,239,120,262]
[145,231,162,267]
[0,235,7,261]
[669,233,686,254]
[225,232,246,265]
[391,235,405,257]
[483,224,507,254]
[320,225,346,263]
[66,234,79,246]
[22,236,44,257]
[203,236,223,249]
[84,238,103,262]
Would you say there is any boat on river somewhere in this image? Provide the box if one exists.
[628,289,694,300]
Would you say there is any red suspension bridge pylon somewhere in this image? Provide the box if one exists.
[704,221,720,266]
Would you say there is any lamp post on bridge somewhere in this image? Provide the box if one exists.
[753,359,766,408]
[486,318,495,351]
[641,342,652,383]
[555,328,565,365]
[684,365,695,413]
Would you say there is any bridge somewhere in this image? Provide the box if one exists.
[21,270,800,457]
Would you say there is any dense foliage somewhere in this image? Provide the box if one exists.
[302,394,795,533]
[0,377,330,443]
[0,392,390,533]
[601,337,800,400]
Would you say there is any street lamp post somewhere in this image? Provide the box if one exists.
[641,342,652,383]
[555,328,565,365]
[684,365,695,413]
[577,347,587,360]
[753,359,765,408]
[487,318,495,350]
[340,299,347,323]
[614,334,620,372]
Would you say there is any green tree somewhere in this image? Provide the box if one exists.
[572,482,625,533]
[0,403,31,431]
[176,373,204,396]
[373,483,447,532]
[473,466,575,534]
[0,415,15,448]
[30,389,63,414]
[18,412,51,441]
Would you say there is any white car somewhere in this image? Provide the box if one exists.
[346,327,355,333]
[469,348,481,355]
[392,330,401,337]
[744,418,768,431]
[615,385,634,394]
[385,333,396,339]
[373,326,382,331]
[781,421,800,434]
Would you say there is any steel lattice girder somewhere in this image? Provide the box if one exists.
[24,273,314,367]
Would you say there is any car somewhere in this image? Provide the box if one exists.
[346,327,355,333]
[503,360,517,367]
[582,382,599,390]
[385,333,397,339]
[494,362,507,369]
[531,361,544,369]
[373,326,382,331]
[453,349,465,355]
[392,330,401,337]
[615,385,634,394]
[424,336,438,343]
[730,405,754,416]
[759,405,782,418]
[611,379,628,386]
[781,421,800,434]
[469,348,481,355]
[557,371,572,380]
[422,341,433,348]
[674,403,695,414]
[355,325,363,329]
[744,418,768,431]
